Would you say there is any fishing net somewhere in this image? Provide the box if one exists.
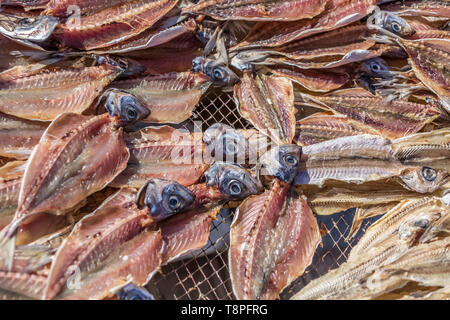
[145,89,382,300]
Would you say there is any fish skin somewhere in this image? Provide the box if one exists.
[0,113,130,269]
[183,0,328,21]
[54,0,179,50]
[110,72,211,124]
[0,161,25,231]
[230,181,320,300]
[397,39,450,113]
[110,126,208,189]
[235,72,296,145]
[0,62,121,121]
[294,113,373,146]
[231,0,379,50]
[57,229,163,300]
[0,112,47,159]
[44,189,152,300]
[296,88,441,139]
[160,206,220,264]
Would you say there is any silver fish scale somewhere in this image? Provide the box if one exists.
[145,89,382,300]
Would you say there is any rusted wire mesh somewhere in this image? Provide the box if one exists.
[146,89,381,300]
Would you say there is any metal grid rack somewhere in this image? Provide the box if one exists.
[146,90,381,300]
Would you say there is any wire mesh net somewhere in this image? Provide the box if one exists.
[146,89,381,300]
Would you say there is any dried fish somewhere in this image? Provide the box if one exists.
[294,113,374,146]
[183,0,328,21]
[232,0,379,50]
[44,188,152,300]
[348,197,445,262]
[0,12,58,48]
[53,0,179,50]
[2,0,50,10]
[295,88,441,139]
[258,144,302,184]
[110,126,208,189]
[0,57,122,121]
[57,229,162,300]
[230,181,320,300]
[110,72,211,124]
[0,113,130,270]
[235,72,296,145]
[381,0,450,19]
[396,38,450,113]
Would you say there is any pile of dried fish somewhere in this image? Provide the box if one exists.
[0,0,448,300]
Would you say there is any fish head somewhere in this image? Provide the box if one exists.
[204,162,262,200]
[259,145,302,184]
[104,89,150,125]
[400,167,450,194]
[0,14,58,42]
[204,123,247,162]
[117,284,155,300]
[193,56,239,86]
[230,50,268,71]
[398,211,442,246]
[372,11,416,38]
[360,57,392,80]
[137,179,196,222]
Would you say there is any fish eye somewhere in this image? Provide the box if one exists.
[20,18,34,26]
[126,106,138,121]
[370,62,381,72]
[168,195,181,210]
[283,154,298,167]
[213,67,226,81]
[391,21,402,33]
[421,167,437,182]
[228,180,243,196]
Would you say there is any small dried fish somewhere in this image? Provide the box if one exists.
[53,0,179,50]
[0,57,122,121]
[183,0,328,21]
[234,72,296,145]
[57,229,162,300]
[110,126,208,189]
[110,72,211,124]
[396,38,450,113]
[294,113,374,146]
[230,181,320,300]
[0,12,58,49]
[381,0,450,19]
[0,113,130,270]
[232,0,379,50]
[44,188,152,300]
[296,88,441,139]
[348,197,444,262]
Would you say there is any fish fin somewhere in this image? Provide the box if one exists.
[0,227,17,271]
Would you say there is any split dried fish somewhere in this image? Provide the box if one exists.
[110,126,208,189]
[0,57,122,121]
[234,71,296,145]
[110,72,211,124]
[53,0,179,50]
[230,180,321,300]
[295,88,441,139]
[183,0,328,21]
[0,113,130,270]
